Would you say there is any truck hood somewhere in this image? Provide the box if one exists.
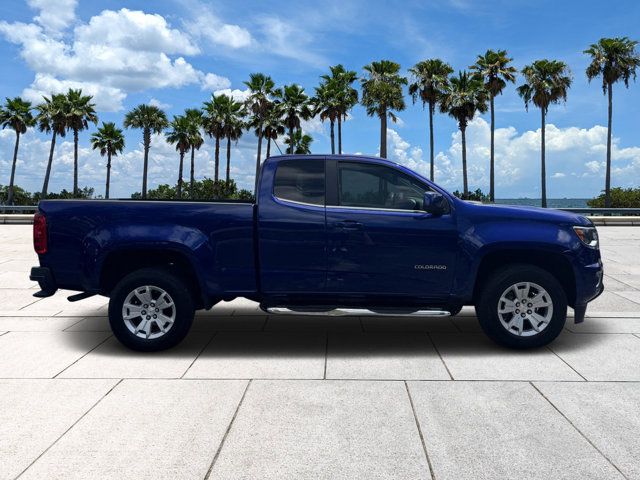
[458,200,592,226]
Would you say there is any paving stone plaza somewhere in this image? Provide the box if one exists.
[1,225,639,479]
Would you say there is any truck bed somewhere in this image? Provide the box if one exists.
[37,199,257,302]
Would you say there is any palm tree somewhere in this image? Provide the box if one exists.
[0,97,35,205]
[65,89,97,197]
[361,60,407,158]
[244,73,276,191]
[218,97,245,182]
[517,60,572,208]
[284,129,313,154]
[123,104,169,199]
[584,37,640,207]
[440,71,488,198]
[323,65,358,154]
[470,50,517,201]
[184,108,204,194]
[90,122,124,199]
[166,116,191,198]
[35,93,67,197]
[203,94,229,181]
[275,84,312,154]
[263,103,285,159]
[313,79,340,153]
[408,59,453,181]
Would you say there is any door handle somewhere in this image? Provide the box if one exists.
[335,220,363,230]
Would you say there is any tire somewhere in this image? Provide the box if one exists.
[108,267,194,351]
[475,264,567,349]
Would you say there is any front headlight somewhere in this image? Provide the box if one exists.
[573,226,599,248]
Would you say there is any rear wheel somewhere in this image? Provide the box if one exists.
[108,268,194,351]
[476,264,567,349]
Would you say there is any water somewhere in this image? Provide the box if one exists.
[495,198,589,208]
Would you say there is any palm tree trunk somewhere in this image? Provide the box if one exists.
[541,108,547,208]
[428,102,435,181]
[266,137,271,159]
[226,136,231,182]
[142,128,150,199]
[73,128,79,197]
[255,128,263,193]
[177,150,184,199]
[214,135,220,181]
[489,95,495,202]
[380,109,387,158]
[330,119,335,154]
[41,131,57,198]
[338,115,343,154]
[105,150,111,200]
[461,124,468,197]
[190,146,195,196]
[7,131,20,206]
[605,82,613,208]
[288,125,294,154]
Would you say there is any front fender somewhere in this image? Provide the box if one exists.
[454,219,578,298]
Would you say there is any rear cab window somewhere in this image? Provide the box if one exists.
[273,159,325,206]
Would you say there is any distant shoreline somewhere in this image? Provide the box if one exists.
[495,198,589,208]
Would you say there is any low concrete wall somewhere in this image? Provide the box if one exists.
[2,213,640,226]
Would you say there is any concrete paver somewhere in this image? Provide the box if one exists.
[0,379,117,480]
[1,224,640,478]
[209,380,430,480]
[0,316,81,331]
[432,333,583,381]
[19,379,248,480]
[325,332,451,380]
[184,332,326,379]
[59,333,214,379]
[0,331,110,378]
[550,332,640,381]
[535,382,640,480]
[407,381,624,480]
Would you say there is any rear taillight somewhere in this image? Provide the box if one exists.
[33,212,48,254]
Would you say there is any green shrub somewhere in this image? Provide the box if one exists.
[587,188,640,208]
[132,179,255,202]
[0,184,35,205]
[452,188,490,202]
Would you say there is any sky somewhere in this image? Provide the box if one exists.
[0,0,639,199]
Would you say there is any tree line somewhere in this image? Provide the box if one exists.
[1,36,638,207]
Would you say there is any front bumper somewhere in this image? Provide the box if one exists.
[29,267,57,298]
[573,260,604,323]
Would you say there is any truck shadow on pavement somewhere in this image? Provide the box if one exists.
[62,314,607,358]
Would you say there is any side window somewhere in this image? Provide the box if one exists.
[338,162,428,211]
[274,159,325,206]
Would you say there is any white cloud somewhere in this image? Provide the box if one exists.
[27,0,77,34]
[387,118,640,198]
[0,6,228,111]
[201,73,231,92]
[22,73,126,111]
[254,16,327,66]
[187,7,253,49]
[149,98,171,110]
[212,88,251,102]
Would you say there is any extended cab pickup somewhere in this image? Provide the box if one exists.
[30,155,604,351]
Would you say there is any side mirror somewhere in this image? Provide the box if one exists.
[423,191,447,216]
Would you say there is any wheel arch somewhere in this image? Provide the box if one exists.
[472,248,576,307]
[99,247,206,309]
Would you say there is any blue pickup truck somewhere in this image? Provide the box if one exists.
[30,154,603,351]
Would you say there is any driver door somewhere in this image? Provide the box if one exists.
[325,160,458,299]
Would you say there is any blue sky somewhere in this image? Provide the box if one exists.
[1,0,639,198]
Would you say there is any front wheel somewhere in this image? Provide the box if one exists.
[475,264,567,349]
[108,268,194,351]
